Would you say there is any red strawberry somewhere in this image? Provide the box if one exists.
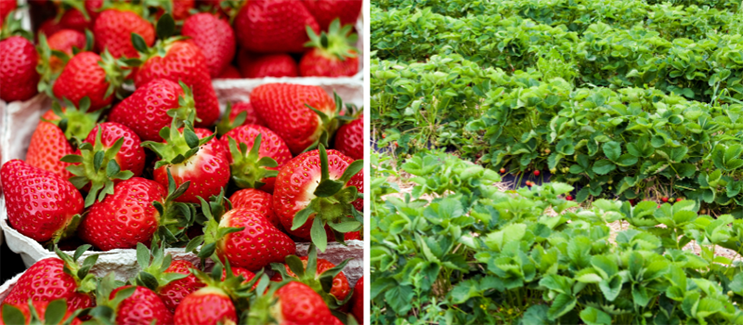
[216,102,265,136]
[3,248,97,313]
[0,0,16,26]
[44,29,87,72]
[229,188,279,228]
[132,17,220,127]
[77,175,191,250]
[334,115,362,160]
[304,0,362,31]
[156,0,194,21]
[59,8,91,33]
[109,79,192,142]
[52,51,128,111]
[93,9,155,58]
[145,118,230,204]
[25,120,74,179]
[233,0,320,53]
[221,266,257,287]
[84,0,104,22]
[222,124,292,192]
[250,83,340,154]
[299,19,359,77]
[181,12,235,78]
[350,276,363,324]
[0,300,83,325]
[1,160,83,243]
[217,65,241,79]
[156,259,206,313]
[271,252,351,305]
[237,50,298,78]
[80,122,145,177]
[109,286,174,325]
[0,34,39,102]
[38,19,65,39]
[273,147,363,250]
[250,281,335,325]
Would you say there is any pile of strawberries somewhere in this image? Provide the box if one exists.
[0,244,364,324]
[0,0,362,103]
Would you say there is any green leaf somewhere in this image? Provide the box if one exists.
[603,141,621,161]
[592,160,616,175]
[579,306,611,325]
[547,293,576,320]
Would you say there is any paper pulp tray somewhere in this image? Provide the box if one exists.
[0,78,364,285]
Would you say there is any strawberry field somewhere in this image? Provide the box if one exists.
[371,0,743,324]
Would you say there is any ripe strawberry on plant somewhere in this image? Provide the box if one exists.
[188,192,296,272]
[143,116,230,204]
[247,279,336,325]
[181,12,235,78]
[350,276,363,324]
[93,7,154,58]
[299,18,359,77]
[2,246,98,313]
[273,146,363,251]
[270,244,352,309]
[0,299,83,325]
[0,14,40,102]
[130,14,220,127]
[87,273,173,325]
[237,50,298,78]
[215,102,265,136]
[77,172,194,251]
[335,114,363,160]
[230,188,280,229]
[304,0,362,31]
[52,50,129,111]
[222,126,292,192]
[1,160,83,243]
[251,84,345,154]
[233,0,320,53]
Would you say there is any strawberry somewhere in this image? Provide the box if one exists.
[109,79,195,142]
[77,174,192,250]
[250,83,342,154]
[229,188,279,228]
[299,19,359,77]
[0,0,16,26]
[62,122,144,206]
[25,117,75,179]
[273,146,363,250]
[0,18,40,102]
[221,267,257,287]
[233,0,320,53]
[144,116,229,204]
[131,15,220,127]
[249,281,336,325]
[59,8,91,33]
[93,8,154,58]
[131,244,205,313]
[0,300,83,325]
[215,101,265,136]
[334,114,362,160]
[90,274,174,325]
[2,246,98,313]
[1,160,83,243]
[271,246,351,308]
[181,12,235,78]
[304,0,362,31]
[237,50,298,78]
[51,51,128,111]
[217,65,241,79]
[350,276,363,324]
[222,125,292,192]
[38,18,65,39]
[43,29,87,72]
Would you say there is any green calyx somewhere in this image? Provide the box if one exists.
[2,299,82,325]
[44,97,102,142]
[303,92,357,153]
[304,18,359,62]
[133,242,189,292]
[185,191,243,267]
[271,244,353,309]
[86,272,136,323]
[246,275,290,325]
[97,49,133,100]
[191,258,260,303]
[216,102,247,136]
[291,145,364,252]
[227,134,279,189]
[0,10,32,41]
[152,168,196,247]
[142,113,213,170]
[62,127,134,207]
[55,245,99,295]
[126,13,186,67]
[167,81,200,124]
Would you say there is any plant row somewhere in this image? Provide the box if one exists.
[371,150,743,325]
[372,6,743,102]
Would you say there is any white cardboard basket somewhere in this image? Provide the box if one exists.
[0,78,364,285]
